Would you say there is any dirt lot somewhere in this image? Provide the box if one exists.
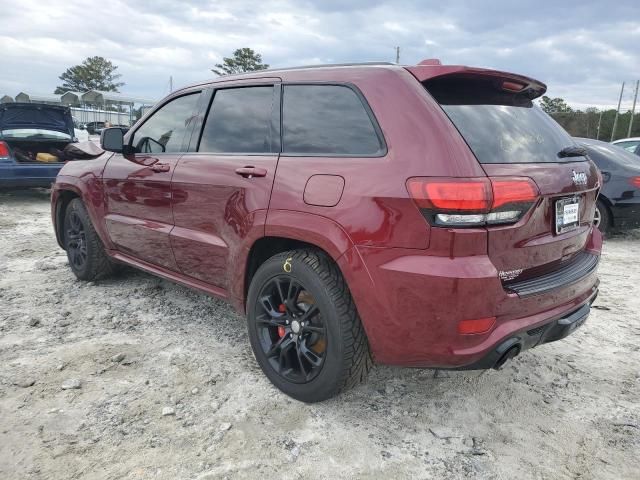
[0,189,638,480]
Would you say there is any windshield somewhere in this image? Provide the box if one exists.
[1,128,72,141]
[425,77,580,164]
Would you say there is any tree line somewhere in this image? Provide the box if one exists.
[540,95,639,141]
[53,49,267,94]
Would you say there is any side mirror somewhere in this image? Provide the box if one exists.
[101,127,125,153]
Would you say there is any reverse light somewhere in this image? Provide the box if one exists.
[0,141,9,158]
[407,176,539,227]
[458,317,496,335]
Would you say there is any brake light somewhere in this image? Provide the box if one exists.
[0,141,9,158]
[630,176,640,188]
[502,80,526,92]
[407,177,539,227]
[408,179,491,212]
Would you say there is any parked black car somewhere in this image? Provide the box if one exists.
[575,137,640,232]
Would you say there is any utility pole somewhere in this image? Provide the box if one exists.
[169,76,173,93]
[395,46,400,64]
[627,80,639,138]
[611,81,625,141]
[596,110,603,140]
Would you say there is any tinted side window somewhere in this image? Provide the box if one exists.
[282,85,383,155]
[199,87,274,153]
[132,93,200,154]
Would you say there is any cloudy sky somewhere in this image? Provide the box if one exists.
[2,0,639,109]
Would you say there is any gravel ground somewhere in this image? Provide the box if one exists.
[1,189,638,480]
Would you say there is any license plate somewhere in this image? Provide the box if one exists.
[555,197,580,234]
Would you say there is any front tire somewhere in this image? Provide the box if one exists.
[64,198,116,280]
[246,249,372,402]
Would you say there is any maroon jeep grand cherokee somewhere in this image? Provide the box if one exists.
[51,60,602,402]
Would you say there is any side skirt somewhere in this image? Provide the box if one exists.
[108,250,230,301]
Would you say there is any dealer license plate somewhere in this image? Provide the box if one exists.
[555,197,580,234]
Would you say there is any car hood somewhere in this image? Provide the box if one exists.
[0,103,75,138]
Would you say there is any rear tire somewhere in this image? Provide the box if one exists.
[64,198,116,280]
[246,249,372,402]
[595,199,612,234]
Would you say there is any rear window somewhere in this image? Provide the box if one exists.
[199,86,274,154]
[425,77,578,164]
[282,85,384,156]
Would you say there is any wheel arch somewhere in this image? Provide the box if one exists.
[242,236,343,311]
[237,211,355,313]
[53,187,82,249]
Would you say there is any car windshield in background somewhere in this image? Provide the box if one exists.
[1,128,72,141]
[425,77,579,164]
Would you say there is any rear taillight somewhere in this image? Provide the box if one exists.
[0,141,9,158]
[630,176,640,188]
[407,176,539,227]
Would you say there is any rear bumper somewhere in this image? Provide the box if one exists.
[0,163,59,188]
[338,228,602,368]
[454,293,596,370]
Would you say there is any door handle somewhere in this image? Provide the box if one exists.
[150,163,170,173]
[235,166,267,178]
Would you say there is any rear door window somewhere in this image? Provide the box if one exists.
[282,84,384,156]
[425,77,579,164]
[198,86,275,154]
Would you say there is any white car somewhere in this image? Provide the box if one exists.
[611,137,640,156]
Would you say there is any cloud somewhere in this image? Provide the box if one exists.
[1,0,638,108]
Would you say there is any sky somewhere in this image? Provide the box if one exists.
[1,0,639,109]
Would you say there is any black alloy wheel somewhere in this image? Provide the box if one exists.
[66,210,88,270]
[246,249,373,402]
[63,198,117,281]
[255,276,327,383]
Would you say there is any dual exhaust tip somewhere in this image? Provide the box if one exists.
[494,344,521,370]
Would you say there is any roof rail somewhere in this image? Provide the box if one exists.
[211,61,397,76]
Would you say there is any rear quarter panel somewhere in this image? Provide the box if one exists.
[269,67,486,251]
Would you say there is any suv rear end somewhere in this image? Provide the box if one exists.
[324,63,601,369]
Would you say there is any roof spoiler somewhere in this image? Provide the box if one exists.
[406,61,547,99]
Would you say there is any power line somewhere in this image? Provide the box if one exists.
[611,81,625,141]
[627,80,639,138]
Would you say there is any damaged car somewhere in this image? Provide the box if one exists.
[0,102,102,188]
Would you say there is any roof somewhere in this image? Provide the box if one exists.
[60,91,84,104]
[14,93,61,104]
[206,61,400,83]
[194,59,546,98]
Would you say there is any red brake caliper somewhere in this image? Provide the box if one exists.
[277,304,287,338]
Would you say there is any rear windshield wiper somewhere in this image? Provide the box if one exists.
[558,145,587,158]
